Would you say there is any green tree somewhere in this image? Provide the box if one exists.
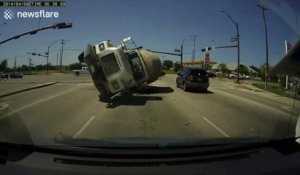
[69,62,83,70]
[35,64,44,70]
[249,65,259,77]
[259,63,273,80]
[239,64,249,75]
[249,65,259,72]
[21,65,29,71]
[163,60,173,70]
[174,62,181,72]
[0,59,8,71]
[218,63,228,73]
[48,63,55,70]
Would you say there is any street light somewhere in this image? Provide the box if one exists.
[46,41,57,74]
[221,10,240,84]
[257,4,269,90]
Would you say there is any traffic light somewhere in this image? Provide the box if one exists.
[201,47,212,52]
[55,22,73,29]
[29,30,38,35]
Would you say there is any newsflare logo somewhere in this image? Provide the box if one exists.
[3,8,59,20]
[4,9,14,20]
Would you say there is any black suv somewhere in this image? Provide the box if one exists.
[176,67,209,92]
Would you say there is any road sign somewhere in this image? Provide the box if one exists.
[204,52,210,63]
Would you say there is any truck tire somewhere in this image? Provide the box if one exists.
[75,72,80,76]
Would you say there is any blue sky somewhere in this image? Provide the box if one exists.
[0,0,299,68]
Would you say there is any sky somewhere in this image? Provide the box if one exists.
[0,0,299,68]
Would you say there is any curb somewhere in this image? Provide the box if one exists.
[0,81,59,98]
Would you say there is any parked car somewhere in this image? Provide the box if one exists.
[240,74,250,79]
[207,72,216,78]
[10,72,23,78]
[0,72,9,79]
[176,67,209,92]
[228,72,236,79]
[215,72,222,76]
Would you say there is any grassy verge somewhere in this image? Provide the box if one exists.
[162,69,178,74]
[252,82,299,100]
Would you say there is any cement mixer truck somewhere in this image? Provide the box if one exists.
[78,37,162,102]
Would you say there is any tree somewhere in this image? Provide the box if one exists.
[163,60,173,70]
[249,65,259,72]
[35,64,44,70]
[249,65,259,77]
[239,64,249,75]
[174,62,181,72]
[21,65,29,71]
[0,59,8,71]
[218,63,228,73]
[259,63,273,80]
[48,63,55,70]
[69,62,82,70]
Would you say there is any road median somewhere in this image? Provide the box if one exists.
[0,81,59,98]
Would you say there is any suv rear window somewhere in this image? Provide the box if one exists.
[190,69,207,76]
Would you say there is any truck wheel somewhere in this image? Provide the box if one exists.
[75,72,80,76]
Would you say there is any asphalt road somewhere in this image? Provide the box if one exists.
[0,74,299,145]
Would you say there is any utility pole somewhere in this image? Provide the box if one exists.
[257,4,269,90]
[56,52,59,70]
[46,41,57,74]
[59,39,66,72]
[28,57,32,74]
[192,35,196,66]
[14,55,17,71]
[221,10,240,84]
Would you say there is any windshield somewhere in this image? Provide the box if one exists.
[101,53,120,77]
[0,0,299,149]
[128,51,146,82]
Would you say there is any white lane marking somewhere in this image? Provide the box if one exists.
[72,115,95,138]
[202,117,231,138]
[209,87,291,117]
[0,85,87,120]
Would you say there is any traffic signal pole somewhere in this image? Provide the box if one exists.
[0,22,72,45]
[257,4,269,90]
